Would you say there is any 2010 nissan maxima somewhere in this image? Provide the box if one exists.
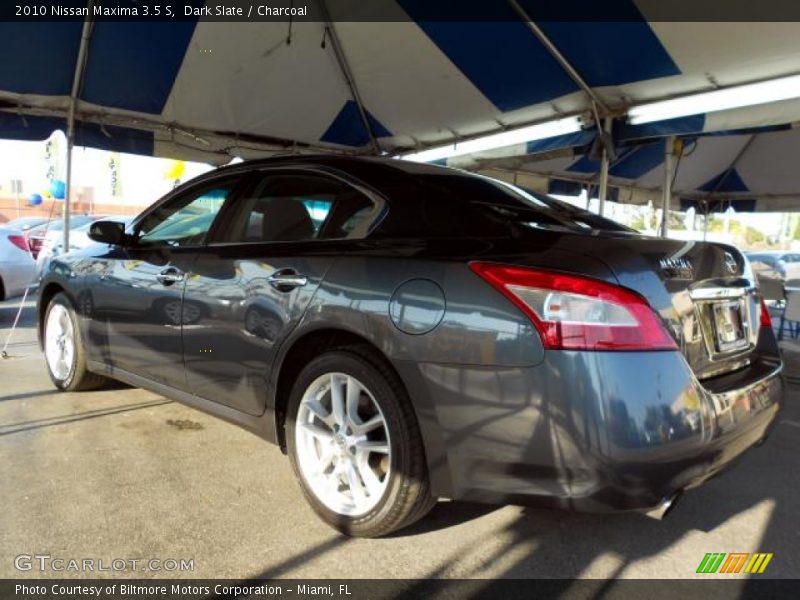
[37,156,782,537]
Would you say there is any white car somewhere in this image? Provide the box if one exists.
[36,216,134,277]
[0,227,36,300]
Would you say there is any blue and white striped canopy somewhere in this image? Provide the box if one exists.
[465,124,800,212]
[2,11,800,164]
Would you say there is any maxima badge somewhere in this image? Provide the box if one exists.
[660,257,694,279]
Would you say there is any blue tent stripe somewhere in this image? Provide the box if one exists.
[548,179,584,196]
[0,23,82,96]
[565,141,664,180]
[320,101,392,147]
[525,129,596,154]
[0,113,153,155]
[534,20,680,87]
[616,115,706,141]
[698,168,750,193]
[73,122,154,155]
[0,113,64,141]
[400,1,678,113]
[399,1,577,112]
[609,142,664,179]
[81,20,199,114]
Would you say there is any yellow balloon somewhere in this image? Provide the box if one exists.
[43,190,53,198]
[164,160,186,180]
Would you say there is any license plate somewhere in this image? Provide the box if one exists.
[712,300,747,353]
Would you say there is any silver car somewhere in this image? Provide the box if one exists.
[0,227,36,300]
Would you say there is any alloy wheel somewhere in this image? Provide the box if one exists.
[294,372,391,516]
[45,303,75,381]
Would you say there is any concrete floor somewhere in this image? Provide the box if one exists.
[1,296,799,581]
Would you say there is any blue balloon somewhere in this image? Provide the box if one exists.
[28,193,43,206]
[50,179,66,200]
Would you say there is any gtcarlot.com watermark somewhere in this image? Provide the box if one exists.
[14,554,194,573]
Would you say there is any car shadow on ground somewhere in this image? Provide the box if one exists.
[238,373,800,585]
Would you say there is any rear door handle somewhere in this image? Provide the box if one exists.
[268,269,308,292]
[156,267,184,286]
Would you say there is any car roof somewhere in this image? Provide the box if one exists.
[203,154,470,185]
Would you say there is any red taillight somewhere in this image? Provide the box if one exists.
[7,234,30,253]
[759,296,773,328]
[470,262,677,351]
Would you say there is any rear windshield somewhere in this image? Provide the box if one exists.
[377,170,633,238]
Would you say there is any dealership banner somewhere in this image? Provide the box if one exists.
[1,579,798,600]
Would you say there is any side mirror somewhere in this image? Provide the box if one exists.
[88,220,127,245]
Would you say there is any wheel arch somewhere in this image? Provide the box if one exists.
[273,327,401,449]
[271,325,453,498]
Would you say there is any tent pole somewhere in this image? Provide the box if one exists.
[598,118,611,216]
[318,2,380,154]
[660,136,675,238]
[63,5,95,251]
[508,0,609,114]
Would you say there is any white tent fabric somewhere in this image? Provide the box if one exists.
[3,15,800,163]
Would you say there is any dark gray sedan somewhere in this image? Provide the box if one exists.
[37,156,782,537]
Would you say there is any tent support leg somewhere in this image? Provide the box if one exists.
[660,136,675,238]
[64,119,74,250]
[63,5,95,251]
[598,133,610,216]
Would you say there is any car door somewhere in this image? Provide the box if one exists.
[90,177,240,389]
[181,168,385,415]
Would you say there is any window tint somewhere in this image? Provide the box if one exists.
[138,184,232,247]
[220,173,378,243]
[374,171,631,238]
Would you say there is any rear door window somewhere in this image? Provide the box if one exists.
[218,172,381,243]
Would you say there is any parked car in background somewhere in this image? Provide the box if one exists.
[0,227,36,300]
[4,216,48,233]
[37,156,783,537]
[746,251,800,280]
[36,216,134,278]
[26,215,105,259]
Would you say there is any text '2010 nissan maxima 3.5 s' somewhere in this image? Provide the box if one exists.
[37,156,782,537]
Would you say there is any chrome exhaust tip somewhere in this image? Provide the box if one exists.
[646,491,682,520]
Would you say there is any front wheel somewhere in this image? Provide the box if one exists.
[44,293,108,391]
[286,347,436,537]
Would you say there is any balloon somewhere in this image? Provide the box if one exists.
[163,160,185,181]
[28,193,43,206]
[50,179,66,200]
[43,190,53,199]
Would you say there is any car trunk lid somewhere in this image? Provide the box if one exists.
[549,232,760,380]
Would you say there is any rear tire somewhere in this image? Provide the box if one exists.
[286,346,436,537]
[43,293,108,391]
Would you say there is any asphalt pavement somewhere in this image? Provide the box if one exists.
[1,296,798,581]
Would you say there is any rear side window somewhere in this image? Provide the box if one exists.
[376,171,632,238]
[219,173,380,243]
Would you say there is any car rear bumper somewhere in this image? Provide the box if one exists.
[401,349,783,513]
